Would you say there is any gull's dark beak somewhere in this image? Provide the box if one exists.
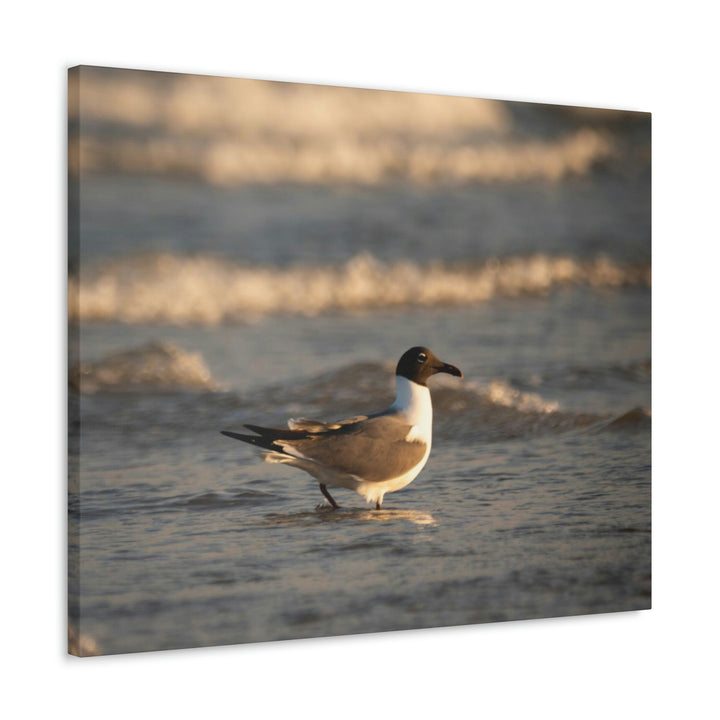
[436,362,463,378]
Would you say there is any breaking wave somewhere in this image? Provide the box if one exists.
[69,252,650,325]
[71,346,648,443]
[69,68,630,185]
[69,341,219,393]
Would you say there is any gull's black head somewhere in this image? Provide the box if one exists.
[395,346,463,387]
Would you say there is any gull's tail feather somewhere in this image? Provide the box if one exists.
[220,428,309,467]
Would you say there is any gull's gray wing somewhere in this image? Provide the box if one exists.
[278,414,427,483]
[287,416,368,432]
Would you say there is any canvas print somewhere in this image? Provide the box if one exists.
[68,67,651,656]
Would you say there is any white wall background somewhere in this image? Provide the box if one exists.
[3,2,718,717]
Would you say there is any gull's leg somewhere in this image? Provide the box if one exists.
[375,500,382,510]
[319,484,340,509]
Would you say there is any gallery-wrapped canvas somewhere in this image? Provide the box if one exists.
[68,66,650,656]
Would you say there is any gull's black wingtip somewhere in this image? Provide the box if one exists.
[221,429,280,452]
[221,430,247,441]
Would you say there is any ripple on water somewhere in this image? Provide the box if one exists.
[263,507,437,528]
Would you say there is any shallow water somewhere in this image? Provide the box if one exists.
[70,396,649,654]
[69,289,650,655]
[69,105,650,654]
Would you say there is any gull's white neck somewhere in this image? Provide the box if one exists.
[390,375,433,433]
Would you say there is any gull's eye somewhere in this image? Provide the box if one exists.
[417,352,427,363]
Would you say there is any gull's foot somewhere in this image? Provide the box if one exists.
[315,503,338,512]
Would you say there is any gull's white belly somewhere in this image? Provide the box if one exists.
[355,439,431,504]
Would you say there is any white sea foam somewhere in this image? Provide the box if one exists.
[484,380,560,414]
[69,252,650,325]
[73,128,612,185]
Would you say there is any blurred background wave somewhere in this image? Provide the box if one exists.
[69,66,648,186]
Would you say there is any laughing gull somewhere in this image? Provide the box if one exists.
[221,347,462,510]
